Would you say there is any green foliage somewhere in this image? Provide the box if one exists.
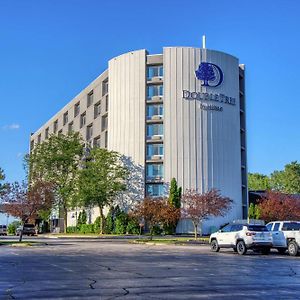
[77,210,87,226]
[126,218,140,234]
[169,178,182,209]
[78,148,128,234]
[248,203,261,219]
[66,226,78,233]
[114,212,128,234]
[79,224,94,234]
[28,132,83,232]
[104,208,114,234]
[94,216,101,234]
[8,221,21,235]
[0,167,9,196]
[151,225,163,236]
[248,173,271,191]
[270,161,300,194]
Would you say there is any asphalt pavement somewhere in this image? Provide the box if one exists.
[0,236,300,299]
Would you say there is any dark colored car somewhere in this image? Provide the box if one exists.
[16,224,36,236]
[0,225,7,236]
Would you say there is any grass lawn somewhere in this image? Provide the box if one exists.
[0,241,42,247]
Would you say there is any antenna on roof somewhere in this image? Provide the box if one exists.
[202,35,206,49]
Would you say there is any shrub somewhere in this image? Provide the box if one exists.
[8,221,20,235]
[105,208,114,234]
[66,226,78,233]
[77,210,87,226]
[151,225,163,236]
[126,218,140,234]
[94,217,101,234]
[79,224,94,234]
[115,212,128,234]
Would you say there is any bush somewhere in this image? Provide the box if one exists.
[105,209,114,234]
[8,221,20,235]
[77,210,87,226]
[79,224,94,234]
[66,226,78,233]
[115,212,128,234]
[94,216,101,234]
[126,218,140,234]
[151,225,163,236]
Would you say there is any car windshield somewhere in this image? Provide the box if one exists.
[247,225,268,232]
[282,222,300,231]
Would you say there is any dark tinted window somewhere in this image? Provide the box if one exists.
[24,224,35,228]
[220,224,231,232]
[231,224,243,232]
[247,225,268,232]
[273,223,280,231]
[282,222,300,231]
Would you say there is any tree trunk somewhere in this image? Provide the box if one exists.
[194,223,198,240]
[19,230,23,242]
[63,207,67,234]
[99,206,104,235]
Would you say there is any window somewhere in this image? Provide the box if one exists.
[104,131,108,148]
[146,164,164,181]
[86,124,93,140]
[105,95,109,112]
[102,115,108,131]
[146,144,164,159]
[147,104,163,119]
[63,112,68,125]
[273,223,280,231]
[74,102,80,117]
[87,91,93,107]
[102,79,108,96]
[80,113,86,128]
[146,124,163,137]
[220,224,231,233]
[94,101,101,118]
[282,222,300,231]
[68,122,73,133]
[37,134,41,144]
[93,136,101,148]
[146,184,164,197]
[147,65,163,80]
[247,225,268,232]
[45,127,49,139]
[53,120,58,133]
[147,85,163,99]
[231,224,243,232]
[266,223,273,231]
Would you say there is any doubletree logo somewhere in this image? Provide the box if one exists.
[195,62,223,87]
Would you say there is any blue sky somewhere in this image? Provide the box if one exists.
[0,0,299,183]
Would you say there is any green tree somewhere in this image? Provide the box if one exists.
[78,148,128,234]
[28,132,83,233]
[248,203,261,220]
[0,168,9,196]
[248,173,270,190]
[270,161,300,194]
[169,178,182,209]
[77,209,87,226]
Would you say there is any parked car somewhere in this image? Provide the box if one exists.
[266,221,300,256]
[16,224,36,236]
[210,223,273,255]
[0,225,7,236]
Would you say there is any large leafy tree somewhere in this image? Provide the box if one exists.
[2,180,54,241]
[28,132,83,232]
[0,167,9,196]
[248,173,271,191]
[270,161,300,194]
[181,189,232,240]
[78,148,128,234]
[169,178,182,209]
[258,191,300,223]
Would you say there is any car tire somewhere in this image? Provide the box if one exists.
[277,248,286,254]
[210,239,220,252]
[236,240,247,255]
[288,241,299,256]
[261,248,270,255]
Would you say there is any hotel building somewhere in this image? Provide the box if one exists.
[30,45,247,233]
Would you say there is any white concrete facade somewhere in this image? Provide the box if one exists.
[30,46,247,234]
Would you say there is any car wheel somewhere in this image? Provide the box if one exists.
[277,248,286,254]
[261,248,270,255]
[236,240,247,255]
[288,241,299,256]
[210,239,220,252]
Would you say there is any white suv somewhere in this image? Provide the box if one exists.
[210,223,273,255]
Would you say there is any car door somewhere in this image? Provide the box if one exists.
[271,222,286,247]
[218,224,232,246]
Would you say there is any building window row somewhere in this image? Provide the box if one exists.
[147,104,163,120]
[147,85,163,100]
[146,163,164,181]
[146,183,164,197]
[146,144,164,160]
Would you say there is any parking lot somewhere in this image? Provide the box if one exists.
[0,237,300,299]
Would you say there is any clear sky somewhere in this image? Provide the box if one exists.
[0,0,299,183]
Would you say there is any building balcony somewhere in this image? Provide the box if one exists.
[146,135,163,143]
[147,76,163,84]
[146,96,163,104]
[146,115,163,123]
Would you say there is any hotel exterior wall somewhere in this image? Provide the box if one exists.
[163,47,243,231]
[108,50,146,166]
